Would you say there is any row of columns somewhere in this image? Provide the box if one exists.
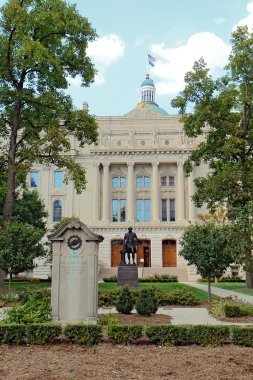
[93,161,195,224]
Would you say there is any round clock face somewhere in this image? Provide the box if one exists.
[67,235,82,250]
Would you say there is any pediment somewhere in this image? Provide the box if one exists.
[48,221,104,242]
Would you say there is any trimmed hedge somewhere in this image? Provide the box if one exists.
[232,327,253,347]
[146,325,189,346]
[103,275,178,283]
[0,324,26,345]
[64,324,103,346]
[188,325,230,346]
[26,323,62,345]
[108,324,143,345]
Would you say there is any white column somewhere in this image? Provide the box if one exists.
[93,163,100,222]
[177,161,185,222]
[152,162,160,223]
[188,171,195,222]
[127,162,134,224]
[102,162,110,223]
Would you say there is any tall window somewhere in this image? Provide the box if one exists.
[161,199,175,222]
[161,175,174,187]
[30,171,39,187]
[161,176,167,187]
[112,176,126,188]
[53,200,62,222]
[112,199,126,222]
[136,199,151,222]
[169,176,175,187]
[54,171,63,189]
[136,176,150,188]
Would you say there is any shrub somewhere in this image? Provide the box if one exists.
[26,323,62,345]
[98,313,118,326]
[232,327,253,347]
[64,324,103,346]
[98,288,121,307]
[188,325,229,346]
[103,276,117,283]
[145,325,189,346]
[18,288,51,305]
[116,286,134,314]
[139,274,178,283]
[224,304,242,317]
[0,324,26,344]
[108,325,143,345]
[0,290,19,304]
[136,287,158,316]
[167,289,197,306]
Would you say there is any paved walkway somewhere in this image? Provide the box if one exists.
[182,282,253,304]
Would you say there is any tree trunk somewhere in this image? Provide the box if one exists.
[0,270,4,288]
[207,274,212,302]
[3,100,22,221]
[246,271,253,289]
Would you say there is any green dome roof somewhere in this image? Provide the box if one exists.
[141,78,155,87]
[135,102,168,115]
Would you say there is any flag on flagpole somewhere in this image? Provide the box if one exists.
[148,54,156,67]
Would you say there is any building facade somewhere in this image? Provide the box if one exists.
[31,75,208,281]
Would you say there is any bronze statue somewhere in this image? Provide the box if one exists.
[123,227,138,265]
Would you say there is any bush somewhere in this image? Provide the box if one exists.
[146,325,189,346]
[188,325,230,346]
[64,324,103,346]
[98,313,118,326]
[0,324,26,344]
[224,304,242,317]
[116,286,134,314]
[232,327,253,347]
[26,323,62,345]
[18,288,51,305]
[108,325,143,345]
[103,274,178,283]
[98,288,121,307]
[136,287,158,316]
[0,290,19,304]
[167,289,197,306]
[103,276,117,283]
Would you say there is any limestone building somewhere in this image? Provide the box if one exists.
[31,74,207,281]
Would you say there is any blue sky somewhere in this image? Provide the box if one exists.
[1,0,253,115]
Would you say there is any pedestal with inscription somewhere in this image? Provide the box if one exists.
[117,264,138,289]
[48,221,104,323]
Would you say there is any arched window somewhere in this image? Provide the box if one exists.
[53,200,62,222]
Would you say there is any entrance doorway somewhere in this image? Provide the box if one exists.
[111,239,123,267]
[162,239,177,267]
[111,239,151,267]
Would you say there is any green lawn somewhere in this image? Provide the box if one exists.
[212,282,253,296]
[99,282,218,302]
[4,281,51,291]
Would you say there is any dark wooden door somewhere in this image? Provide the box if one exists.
[162,240,177,267]
[144,247,150,267]
[111,240,123,267]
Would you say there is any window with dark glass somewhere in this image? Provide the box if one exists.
[161,199,167,221]
[30,171,39,188]
[169,176,175,187]
[53,200,62,222]
[54,171,63,189]
[161,176,167,187]
[170,199,175,221]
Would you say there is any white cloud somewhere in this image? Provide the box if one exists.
[214,17,225,24]
[233,1,253,31]
[150,32,231,95]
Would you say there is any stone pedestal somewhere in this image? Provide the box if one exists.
[48,221,104,323]
[117,264,138,288]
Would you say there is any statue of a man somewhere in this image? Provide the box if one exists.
[123,227,138,265]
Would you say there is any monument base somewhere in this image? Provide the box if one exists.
[117,264,138,288]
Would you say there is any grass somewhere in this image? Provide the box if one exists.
[212,282,253,296]
[4,281,51,291]
[99,282,219,302]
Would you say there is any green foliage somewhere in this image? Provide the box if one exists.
[232,327,253,347]
[107,325,143,345]
[103,276,118,283]
[136,287,158,316]
[64,324,102,346]
[98,313,118,326]
[26,323,62,345]
[51,216,80,232]
[224,304,242,317]
[116,286,134,314]
[146,325,189,346]
[210,297,253,319]
[166,289,197,306]
[103,274,178,283]
[98,288,122,307]
[188,325,230,346]
[4,289,51,324]
[0,324,26,344]
[0,289,19,304]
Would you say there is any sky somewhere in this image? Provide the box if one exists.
[1,0,253,116]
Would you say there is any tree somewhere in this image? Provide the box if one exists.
[172,26,253,286]
[0,0,98,222]
[179,223,232,302]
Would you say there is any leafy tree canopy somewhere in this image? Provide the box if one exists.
[0,0,98,220]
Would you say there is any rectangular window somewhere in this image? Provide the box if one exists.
[30,171,39,187]
[54,171,63,189]
[136,177,143,188]
[161,176,167,187]
[169,176,174,187]
[161,199,167,221]
[136,199,143,222]
[144,176,151,188]
[112,177,119,188]
[170,199,175,221]
[112,200,118,222]
[120,199,126,222]
[120,177,126,188]
[144,199,151,222]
